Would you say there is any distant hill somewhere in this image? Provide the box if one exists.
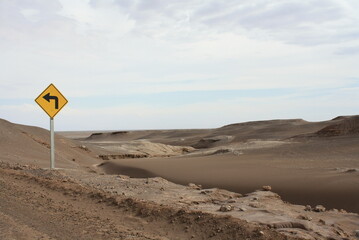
[291,115,359,139]
[78,117,359,148]
[315,116,359,137]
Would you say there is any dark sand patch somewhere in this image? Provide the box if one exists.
[99,152,359,213]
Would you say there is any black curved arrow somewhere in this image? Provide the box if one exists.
[43,93,59,109]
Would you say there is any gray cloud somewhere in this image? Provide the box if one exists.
[194,0,356,45]
[335,45,359,55]
[103,0,359,46]
[217,1,342,29]
[2,0,358,46]
[0,0,75,42]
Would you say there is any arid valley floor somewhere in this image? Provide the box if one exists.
[1,116,359,239]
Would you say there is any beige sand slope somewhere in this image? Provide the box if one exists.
[0,118,100,168]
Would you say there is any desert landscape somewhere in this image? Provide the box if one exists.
[1,116,359,239]
[2,1,358,239]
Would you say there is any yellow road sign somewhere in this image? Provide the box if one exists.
[35,84,68,118]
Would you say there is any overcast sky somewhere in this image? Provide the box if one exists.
[1,0,359,131]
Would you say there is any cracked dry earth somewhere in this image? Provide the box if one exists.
[0,164,298,240]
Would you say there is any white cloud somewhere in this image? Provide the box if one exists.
[20,8,40,21]
[58,0,136,38]
[0,0,358,129]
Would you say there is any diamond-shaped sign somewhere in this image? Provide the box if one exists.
[35,84,68,118]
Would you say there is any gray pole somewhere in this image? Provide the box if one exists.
[50,117,55,169]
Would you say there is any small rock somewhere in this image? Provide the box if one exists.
[314,205,326,212]
[238,207,247,212]
[234,193,243,198]
[210,232,217,237]
[298,215,312,221]
[219,205,233,212]
[252,197,259,201]
[305,205,312,211]
[354,230,359,238]
[188,183,201,190]
[339,209,347,213]
[228,199,236,203]
[200,189,213,195]
[80,145,89,151]
[259,231,265,236]
[117,175,129,179]
[319,219,326,225]
[249,203,260,208]
[262,185,272,191]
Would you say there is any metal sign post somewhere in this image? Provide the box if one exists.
[50,117,55,169]
[35,84,68,169]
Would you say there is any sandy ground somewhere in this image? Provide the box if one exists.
[98,152,359,214]
[1,117,359,239]
[0,162,299,240]
[1,161,359,240]
[67,117,359,214]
